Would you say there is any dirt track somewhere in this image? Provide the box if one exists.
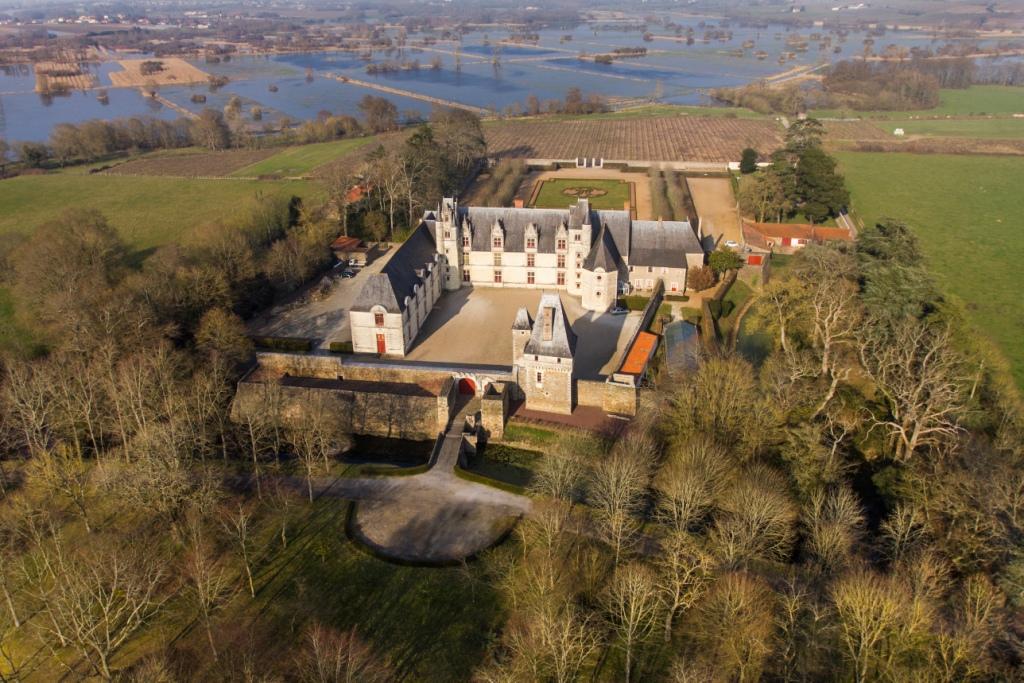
[687,177,742,246]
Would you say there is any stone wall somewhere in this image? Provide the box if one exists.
[480,382,510,441]
[577,379,607,408]
[520,356,573,415]
[603,379,638,417]
[232,378,444,441]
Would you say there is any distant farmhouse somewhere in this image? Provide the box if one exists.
[349,197,704,358]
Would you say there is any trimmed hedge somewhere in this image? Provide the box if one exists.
[665,294,690,302]
[707,299,735,320]
[250,336,312,352]
[621,295,651,311]
[329,340,354,354]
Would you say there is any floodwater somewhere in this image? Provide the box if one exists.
[0,20,1011,142]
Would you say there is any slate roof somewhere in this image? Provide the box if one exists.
[512,307,533,331]
[629,219,703,268]
[460,207,569,253]
[583,222,624,273]
[524,292,577,359]
[350,224,437,314]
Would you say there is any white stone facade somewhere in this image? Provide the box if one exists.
[429,198,703,312]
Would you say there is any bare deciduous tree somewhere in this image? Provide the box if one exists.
[221,503,257,598]
[295,623,392,683]
[709,464,798,567]
[831,569,933,683]
[695,571,776,683]
[587,446,651,566]
[654,531,711,641]
[29,536,168,680]
[804,486,865,572]
[653,436,730,533]
[602,562,662,683]
[859,320,968,461]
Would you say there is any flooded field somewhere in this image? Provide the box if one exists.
[0,20,1014,142]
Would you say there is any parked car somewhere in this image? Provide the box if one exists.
[724,239,740,249]
[610,306,629,315]
[341,269,357,279]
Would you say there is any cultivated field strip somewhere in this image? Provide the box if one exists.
[103,149,279,177]
[484,116,785,162]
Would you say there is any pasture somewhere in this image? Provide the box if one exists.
[532,178,632,211]
[836,151,1024,389]
[884,118,1024,139]
[811,85,1024,119]
[0,173,320,256]
[233,137,376,177]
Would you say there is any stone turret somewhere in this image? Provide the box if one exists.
[511,306,533,363]
[513,292,576,414]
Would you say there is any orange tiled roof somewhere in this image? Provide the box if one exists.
[330,235,365,251]
[742,219,853,242]
[620,331,658,375]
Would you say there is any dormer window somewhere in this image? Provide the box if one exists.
[493,236,502,249]
[557,238,567,251]
[525,223,538,250]
[462,235,470,248]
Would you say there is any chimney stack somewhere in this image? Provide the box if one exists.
[513,198,524,208]
[623,200,631,215]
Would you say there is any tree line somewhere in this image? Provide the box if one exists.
[738,119,849,224]
[712,57,994,115]
[322,106,487,241]
[1,93,408,170]
[474,216,1022,681]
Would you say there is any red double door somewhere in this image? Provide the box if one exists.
[376,334,386,354]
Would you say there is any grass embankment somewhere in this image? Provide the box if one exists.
[533,178,632,211]
[232,137,375,178]
[0,173,320,253]
[230,498,501,680]
[836,152,1024,389]
[811,85,1024,119]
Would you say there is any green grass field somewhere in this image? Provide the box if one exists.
[0,173,320,255]
[812,85,1024,119]
[233,137,375,177]
[883,118,1024,138]
[836,152,1024,388]
[532,178,632,211]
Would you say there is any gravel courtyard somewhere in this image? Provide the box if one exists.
[405,287,642,379]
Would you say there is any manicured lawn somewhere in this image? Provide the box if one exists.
[533,178,632,211]
[0,173,321,256]
[836,151,1024,388]
[232,137,375,177]
[811,85,1024,119]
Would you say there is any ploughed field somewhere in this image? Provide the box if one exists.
[103,148,278,177]
[484,116,785,162]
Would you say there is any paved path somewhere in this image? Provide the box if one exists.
[310,398,531,563]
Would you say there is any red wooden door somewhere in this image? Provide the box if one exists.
[376,334,386,354]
